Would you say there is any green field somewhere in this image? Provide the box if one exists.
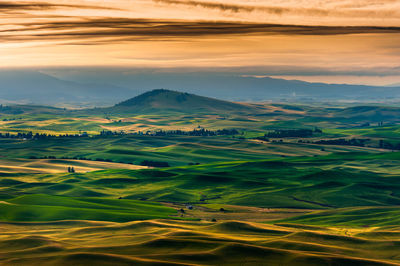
[3,153,400,210]
[0,152,400,264]
[2,93,400,265]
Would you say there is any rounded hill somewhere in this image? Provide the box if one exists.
[111,89,255,113]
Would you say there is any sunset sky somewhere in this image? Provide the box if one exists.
[1,0,400,85]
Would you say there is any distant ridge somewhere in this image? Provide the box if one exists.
[2,70,400,106]
[0,70,133,107]
[111,89,254,113]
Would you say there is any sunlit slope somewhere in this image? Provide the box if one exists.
[0,219,399,266]
[0,159,146,174]
[0,135,385,167]
[3,152,400,210]
[0,195,178,222]
[1,152,400,264]
[278,206,400,227]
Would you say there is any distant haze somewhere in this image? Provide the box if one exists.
[0,1,400,86]
[1,68,400,107]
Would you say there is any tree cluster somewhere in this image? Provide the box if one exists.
[379,140,400,150]
[153,128,239,137]
[314,138,369,147]
[67,167,76,173]
[257,128,321,140]
[0,131,88,139]
[140,160,170,167]
[0,105,24,115]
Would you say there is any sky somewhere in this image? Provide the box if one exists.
[1,0,400,85]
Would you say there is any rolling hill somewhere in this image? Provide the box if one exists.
[334,106,400,122]
[108,89,256,114]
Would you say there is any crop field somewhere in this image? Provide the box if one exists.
[0,159,147,174]
[2,99,400,265]
[0,151,400,264]
[0,135,387,168]
[2,219,400,266]
[3,0,400,262]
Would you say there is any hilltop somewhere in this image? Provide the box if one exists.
[108,89,256,113]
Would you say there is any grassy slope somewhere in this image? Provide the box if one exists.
[0,135,385,167]
[1,152,400,265]
[0,158,146,174]
[0,219,399,266]
[278,207,400,227]
[0,194,178,222]
[2,100,400,264]
[2,152,400,211]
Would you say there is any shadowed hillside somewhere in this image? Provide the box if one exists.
[1,219,399,266]
[335,106,400,122]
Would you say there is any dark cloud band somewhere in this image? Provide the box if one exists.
[153,0,398,18]
[1,18,400,42]
[0,1,116,13]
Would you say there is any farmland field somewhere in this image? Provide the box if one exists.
[2,90,400,265]
[4,1,400,263]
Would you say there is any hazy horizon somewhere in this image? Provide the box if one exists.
[2,67,400,107]
[1,0,400,85]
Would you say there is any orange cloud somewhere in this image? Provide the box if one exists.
[0,0,399,77]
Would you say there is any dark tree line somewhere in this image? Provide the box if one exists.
[2,128,239,140]
[313,138,370,147]
[140,160,170,167]
[379,140,400,150]
[99,130,125,136]
[311,138,400,150]
[100,128,239,137]
[257,128,321,140]
[0,105,24,115]
[30,155,130,164]
[153,128,239,137]
[0,131,88,140]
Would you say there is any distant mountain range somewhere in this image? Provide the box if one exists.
[1,70,400,106]
[108,90,400,121]
[4,89,400,124]
[0,70,132,107]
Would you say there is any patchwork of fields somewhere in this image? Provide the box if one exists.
[2,219,400,266]
[2,97,400,265]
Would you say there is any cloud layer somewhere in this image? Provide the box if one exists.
[153,0,400,19]
[0,1,114,13]
[0,0,399,85]
[2,0,400,43]
[2,18,400,44]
